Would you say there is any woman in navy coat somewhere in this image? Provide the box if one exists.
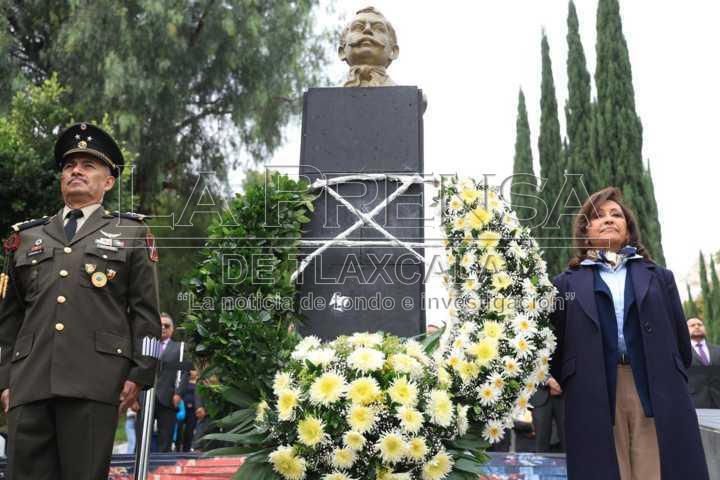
[549,187,709,480]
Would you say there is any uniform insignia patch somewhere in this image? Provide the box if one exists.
[100,230,121,238]
[146,232,159,262]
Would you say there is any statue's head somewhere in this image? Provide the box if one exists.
[339,7,399,68]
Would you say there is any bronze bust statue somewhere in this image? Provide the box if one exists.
[339,7,399,87]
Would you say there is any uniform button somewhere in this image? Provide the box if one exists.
[116,348,123,354]
[59,270,69,277]
[55,323,65,332]
[64,247,72,254]
[57,295,66,304]
[102,254,108,259]
[31,259,37,265]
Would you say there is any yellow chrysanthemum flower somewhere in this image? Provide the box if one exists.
[396,406,424,433]
[455,360,480,383]
[376,432,407,464]
[421,451,453,480]
[255,400,269,422]
[297,416,327,447]
[465,206,491,230]
[437,366,451,387]
[468,338,498,366]
[448,195,464,211]
[453,216,466,231]
[491,271,512,291]
[477,230,501,248]
[347,404,376,433]
[388,353,422,377]
[347,377,381,405]
[323,473,352,480]
[330,447,357,470]
[343,431,366,451]
[273,372,293,394]
[479,250,506,272]
[387,377,419,406]
[309,372,346,406]
[406,436,429,461]
[277,388,300,421]
[269,445,307,480]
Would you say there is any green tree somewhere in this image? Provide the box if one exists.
[564,0,597,197]
[510,89,538,227]
[1,0,330,211]
[538,33,566,275]
[594,0,664,263]
[699,251,716,341]
[710,257,720,329]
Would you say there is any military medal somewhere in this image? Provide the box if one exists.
[85,263,97,274]
[106,269,117,280]
[91,271,108,288]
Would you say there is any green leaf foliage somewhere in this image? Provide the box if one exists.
[184,171,314,417]
[510,88,538,228]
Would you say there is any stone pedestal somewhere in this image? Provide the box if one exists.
[297,86,425,340]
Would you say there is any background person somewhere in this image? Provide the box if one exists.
[549,187,708,480]
[687,317,720,408]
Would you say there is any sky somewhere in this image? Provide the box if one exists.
[231,0,720,309]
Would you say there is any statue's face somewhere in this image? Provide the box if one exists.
[340,11,398,67]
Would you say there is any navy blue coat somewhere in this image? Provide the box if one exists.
[549,260,709,480]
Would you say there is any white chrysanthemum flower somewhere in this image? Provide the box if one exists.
[511,335,535,359]
[502,213,519,228]
[323,473,355,480]
[459,321,477,335]
[525,297,540,317]
[427,389,454,427]
[277,388,300,421]
[512,313,537,336]
[462,274,479,293]
[460,251,475,269]
[291,336,321,361]
[330,447,357,470]
[388,377,419,407]
[347,377,381,405]
[406,436,429,462]
[255,400,269,422]
[456,404,470,436]
[515,392,530,411]
[396,406,424,433]
[478,383,501,406]
[508,241,527,259]
[453,216,466,232]
[306,348,336,368]
[348,332,384,347]
[448,195,464,212]
[273,372,293,394]
[488,372,506,392]
[347,404,376,433]
[478,249,506,272]
[389,353,423,378]
[347,347,385,373]
[404,340,429,364]
[455,360,480,384]
[421,450,453,480]
[376,432,407,464]
[309,372,346,405]
[502,356,520,377]
[297,416,328,447]
[482,420,505,444]
[343,431,366,451]
[483,321,505,340]
[522,278,537,295]
[269,445,307,480]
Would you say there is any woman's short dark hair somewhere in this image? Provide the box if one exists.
[568,186,652,268]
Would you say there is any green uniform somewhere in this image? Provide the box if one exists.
[0,207,162,479]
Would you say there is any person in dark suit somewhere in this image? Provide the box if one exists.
[151,312,187,452]
[0,123,162,479]
[549,187,709,480]
[529,376,565,452]
[687,317,720,408]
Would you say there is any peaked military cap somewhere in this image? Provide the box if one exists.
[54,122,124,177]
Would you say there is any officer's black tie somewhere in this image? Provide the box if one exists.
[64,209,84,242]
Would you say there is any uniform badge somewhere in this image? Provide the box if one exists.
[91,271,108,288]
[100,230,121,239]
[27,244,44,256]
[34,238,43,246]
[146,232,159,262]
[95,238,119,251]
[85,264,97,274]
[107,269,117,280]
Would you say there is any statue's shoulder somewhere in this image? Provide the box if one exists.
[104,210,147,223]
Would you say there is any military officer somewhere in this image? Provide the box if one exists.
[0,122,162,479]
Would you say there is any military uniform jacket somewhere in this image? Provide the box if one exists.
[0,207,162,408]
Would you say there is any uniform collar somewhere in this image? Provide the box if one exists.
[63,203,102,220]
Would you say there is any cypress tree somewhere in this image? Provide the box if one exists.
[511,89,538,227]
[538,33,566,275]
[594,0,665,264]
[565,0,596,194]
[710,256,720,330]
[699,251,715,341]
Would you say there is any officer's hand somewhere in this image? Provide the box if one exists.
[130,400,141,413]
[118,381,141,414]
[196,406,206,421]
[546,377,563,396]
[173,394,182,409]
[1,389,9,413]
